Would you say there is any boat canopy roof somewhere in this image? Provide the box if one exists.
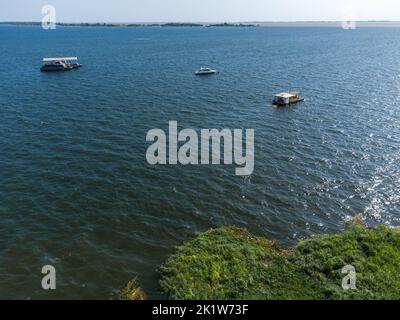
[274,92,298,98]
[43,57,78,62]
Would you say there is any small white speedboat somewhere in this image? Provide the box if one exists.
[195,67,218,76]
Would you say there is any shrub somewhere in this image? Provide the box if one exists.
[159,224,400,300]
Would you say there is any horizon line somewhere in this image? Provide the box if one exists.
[1,20,399,24]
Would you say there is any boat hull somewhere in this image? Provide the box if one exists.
[273,97,304,106]
[41,66,72,72]
[40,63,82,72]
[195,71,217,76]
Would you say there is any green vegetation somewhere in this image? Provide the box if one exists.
[159,224,400,300]
[114,278,147,300]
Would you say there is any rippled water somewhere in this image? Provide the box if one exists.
[1,25,400,299]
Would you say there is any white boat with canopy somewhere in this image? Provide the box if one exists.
[41,57,82,72]
[273,91,304,106]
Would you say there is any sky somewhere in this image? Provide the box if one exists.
[0,0,399,23]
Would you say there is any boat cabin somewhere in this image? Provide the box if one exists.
[273,92,303,106]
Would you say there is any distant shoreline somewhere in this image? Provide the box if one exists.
[2,21,400,28]
[0,22,257,28]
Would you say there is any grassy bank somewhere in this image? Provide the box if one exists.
[159,223,400,300]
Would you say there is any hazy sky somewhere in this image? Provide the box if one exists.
[0,0,399,22]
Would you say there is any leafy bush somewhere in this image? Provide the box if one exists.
[115,278,147,300]
[159,224,400,300]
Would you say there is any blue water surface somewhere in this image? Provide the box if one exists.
[1,25,400,299]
